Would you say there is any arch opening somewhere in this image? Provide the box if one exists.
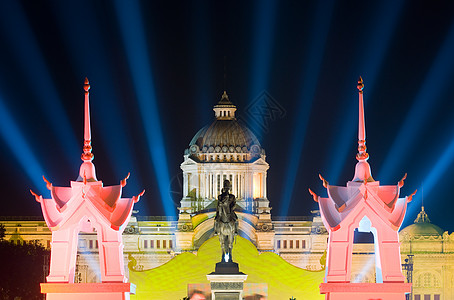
[350,216,382,283]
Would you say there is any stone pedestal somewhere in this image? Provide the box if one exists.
[41,282,136,300]
[207,262,247,300]
[319,282,411,300]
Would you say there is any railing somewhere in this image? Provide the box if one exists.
[136,216,178,221]
[0,216,44,221]
[272,216,313,221]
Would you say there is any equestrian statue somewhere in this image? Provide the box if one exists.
[214,179,238,262]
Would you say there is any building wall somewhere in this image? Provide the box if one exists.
[2,215,453,300]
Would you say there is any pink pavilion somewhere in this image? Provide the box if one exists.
[310,78,415,300]
[31,78,143,299]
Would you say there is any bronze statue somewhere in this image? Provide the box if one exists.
[214,179,238,262]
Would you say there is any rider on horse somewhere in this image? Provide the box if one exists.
[214,179,238,262]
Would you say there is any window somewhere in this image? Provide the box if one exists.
[424,295,430,300]
[277,240,281,249]
[283,240,287,249]
[414,295,420,300]
[434,295,440,300]
[169,240,173,249]
[150,240,154,248]
[301,240,306,248]
[144,240,148,248]
[89,240,93,249]
[95,240,98,249]
[296,240,300,248]
[423,273,431,287]
[157,240,160,248]
[290,240,293,249]
[163,240,167,248]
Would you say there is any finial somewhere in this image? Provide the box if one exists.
[357,76,364,93]
[422,184,424,208]
[84,77,90,94]
[356,76,368,161]
[81,77,94,162]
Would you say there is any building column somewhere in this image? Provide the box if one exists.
[205,172,209,200]
[183,173,188,197]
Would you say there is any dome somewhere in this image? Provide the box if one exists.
[186,92,263,162]
[189,119,261,150]
[400,222,444,237]
[399,206,444,237]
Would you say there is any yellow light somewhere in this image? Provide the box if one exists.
[129,236,324,299]
[253,173,262,198]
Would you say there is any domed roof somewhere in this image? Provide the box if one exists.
[189,119,261,150]
[399,207,444,237]
[185,92,263,162]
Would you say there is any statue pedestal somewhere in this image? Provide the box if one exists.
[40,282,136,300]
[319,282,411,300]
[207,262,247,300]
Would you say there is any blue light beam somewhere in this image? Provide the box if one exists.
[0,1,79,164]
[324,0,405,185]
[407,133,454,219]
[247,0,278,141]
[279,0,335,216]
[0,95,48,196]
[378,19,454,183]
[50,1,143,204]
[114,0,175,217]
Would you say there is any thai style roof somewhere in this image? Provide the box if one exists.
[311,77,415,232]
[31,78,143,231]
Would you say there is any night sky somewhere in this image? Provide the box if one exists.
[1,1,454,232]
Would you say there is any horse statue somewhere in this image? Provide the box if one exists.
[214,179,238,262]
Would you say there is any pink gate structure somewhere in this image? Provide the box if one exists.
[31,78,143,299]
[309,78,414,300]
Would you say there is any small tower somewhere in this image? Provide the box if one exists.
[212,91,237,120]
[310,78,414,299]
[32,79,143,298]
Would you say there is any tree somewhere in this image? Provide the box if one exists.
[0,224,5,241]
[0,240,49,299]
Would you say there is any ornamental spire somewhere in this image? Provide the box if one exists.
[356,76,369,162]
[352,77,374,182]
[81,78,94,162]
[77,78,97,182]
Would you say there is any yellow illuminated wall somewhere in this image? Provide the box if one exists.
[129,236,324,299]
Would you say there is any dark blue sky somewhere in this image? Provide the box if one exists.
[1,0,454,231]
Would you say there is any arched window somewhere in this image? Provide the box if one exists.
[415,272,441,288]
